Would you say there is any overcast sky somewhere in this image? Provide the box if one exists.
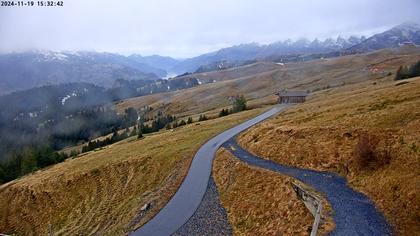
[1,0,419,58]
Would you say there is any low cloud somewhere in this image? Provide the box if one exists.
[0,0,419,57]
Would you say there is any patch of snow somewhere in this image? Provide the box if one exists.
[63,50,81,56]
[162,72,178,80]
[61,95,71,105]
[29,112,38,118]
[39,51,69,62]
[54,53,68,61]
[61,91,78,105]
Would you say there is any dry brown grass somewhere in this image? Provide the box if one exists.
[238,77,420,235]
[213,149,334,235]
[115,48,420,120]
[0,108,266,235]
[2,48,419,235]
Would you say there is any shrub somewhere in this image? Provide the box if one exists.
[219,109,229,117]
[354,133,390,170]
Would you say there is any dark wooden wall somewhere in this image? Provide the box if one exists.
[278,96,306,103]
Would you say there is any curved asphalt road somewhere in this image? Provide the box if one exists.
[131,105,289,236]
[222,139,392,235]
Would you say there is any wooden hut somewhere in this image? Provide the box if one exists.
[276,90,307,103]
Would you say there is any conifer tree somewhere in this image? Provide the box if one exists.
[137,130,143,139]
[179,120,186,126]
[232,95,247,112]
[187,117,193,124]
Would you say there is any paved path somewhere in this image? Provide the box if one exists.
[131,105,289,236]
[222,139,392,236]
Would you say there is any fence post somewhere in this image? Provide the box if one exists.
[291,181,322,236]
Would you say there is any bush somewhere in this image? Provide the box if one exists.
[219,109,229,117]
[354,133,391,170]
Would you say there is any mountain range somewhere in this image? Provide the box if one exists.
[0,51,163,94]
[0,22,419,94]
[348,22,420,52]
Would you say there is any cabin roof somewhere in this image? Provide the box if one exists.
[277,90,308,97]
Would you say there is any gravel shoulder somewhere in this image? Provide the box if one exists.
[173,176,232,236]
[223,138,392,236]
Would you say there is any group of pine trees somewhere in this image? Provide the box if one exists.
[219,95,247,117]
[198,114,208,121]
[80,111,211,154]
[166,116,189,129]
[0,94,247,184]
[140,114,176,133]
[81,127,141,153]
[81,111,210,154]
[0,146,69,184]
[219,109,230,117]
[395,60,420,80]
[0,107,142,184]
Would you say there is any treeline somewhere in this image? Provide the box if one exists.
[0,105,139,159]
[395,60,420,80]
[80,112,210,154]
[140,114,176,133]
[1,106,205,184]
[0,146,69,184]
[81,127,141,153]
[0,106,140,184]
[0,93,248,184]
[80,112,201,154]
[166,115,201,129]
[0,75,208,162]
[111,77,201,100]
[1,109,142,184]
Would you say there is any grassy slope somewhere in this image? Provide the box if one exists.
[0,108,265,235]
[213,149,334,235]
[238,77,420,235]
[1,48,419,235]
[115,47,420,120]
